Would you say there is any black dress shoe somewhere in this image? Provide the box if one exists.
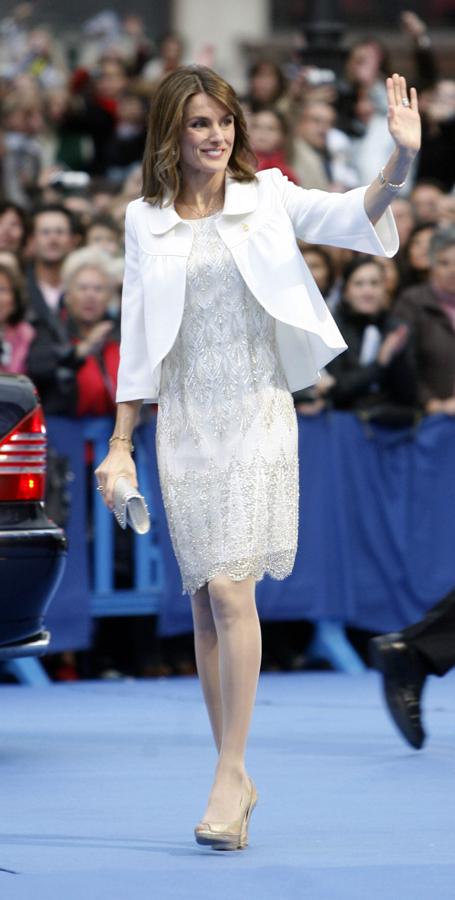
[369,633,427,750]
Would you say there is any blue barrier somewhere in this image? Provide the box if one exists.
[149,412,455,646]
[10,410,455,683]
[44,416,164,637]
[85,417,163,615]
[2,416,164,686]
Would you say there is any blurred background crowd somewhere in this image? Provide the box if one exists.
[0,1,454,681]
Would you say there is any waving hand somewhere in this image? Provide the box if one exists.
[386,73,421,156]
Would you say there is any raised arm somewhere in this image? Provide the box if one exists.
[364,74,421,225]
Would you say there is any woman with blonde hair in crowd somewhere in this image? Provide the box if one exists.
[61,247,120,417]
[95,65,421,850]
[27,247,118,415]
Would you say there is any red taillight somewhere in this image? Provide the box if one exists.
[0,406,47,501]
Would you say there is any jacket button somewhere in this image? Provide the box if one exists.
[242,223,249,231]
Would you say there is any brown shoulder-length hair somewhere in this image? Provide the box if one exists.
[0,263,28,325]
[142,65,257,207]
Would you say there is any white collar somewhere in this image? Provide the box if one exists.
[144,175,258,235]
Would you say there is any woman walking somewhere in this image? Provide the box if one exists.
[95,66,420,850]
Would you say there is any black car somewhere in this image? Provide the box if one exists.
[0,373,67,662]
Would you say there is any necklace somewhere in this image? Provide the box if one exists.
[177,194,224,219]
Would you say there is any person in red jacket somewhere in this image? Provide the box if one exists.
[26,245,119,416]
[61,247,120,416]
[249,107,300,184]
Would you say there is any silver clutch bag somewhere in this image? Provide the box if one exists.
[112,476,151,535]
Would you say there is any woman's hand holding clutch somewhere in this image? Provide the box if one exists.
[95,446,138,511]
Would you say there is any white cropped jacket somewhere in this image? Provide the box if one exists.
[116,168,398,403]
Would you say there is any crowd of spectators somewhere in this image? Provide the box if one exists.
[0,5,454,679]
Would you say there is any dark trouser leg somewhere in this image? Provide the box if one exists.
[402,588,455,677]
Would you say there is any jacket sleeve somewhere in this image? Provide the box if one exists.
[270,168,399,258]
[116,202,154,403]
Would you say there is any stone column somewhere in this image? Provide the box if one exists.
[172,0,271,89]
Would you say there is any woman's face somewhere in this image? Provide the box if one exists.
[373,255,399,299]
[161,36,182,64]
[391,198,415,246]
[96,62,127,100]
[250,64,281,103]
[179,93,235,180]
[431,244,455,294]
[344,263,386,315]
[87,225,120,257]
[66,267,111,326]
[0,209,24,253]
[302,250,330,295]
[0,271,15,325]
[249,110,284,154]
[411,186,442,224]
[345,43,382,87]
[122,164,142,200]
[408,227,433,271]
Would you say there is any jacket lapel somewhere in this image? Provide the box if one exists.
[145,175,259,234]
[145,202,181,235]
[223,176,258,216]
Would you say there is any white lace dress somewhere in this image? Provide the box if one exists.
[156,212,299,596]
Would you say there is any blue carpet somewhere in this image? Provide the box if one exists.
[1,672,454,900]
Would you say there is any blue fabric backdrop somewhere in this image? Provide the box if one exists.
[44,413,455,645]
[150,413,455,637]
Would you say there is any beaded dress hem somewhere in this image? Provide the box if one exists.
[181,549,297,597]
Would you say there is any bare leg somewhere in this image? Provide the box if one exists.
[201,575,262,823]
[191,586,223,752]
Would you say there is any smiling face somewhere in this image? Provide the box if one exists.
[344,262,386,315]
[179,92,235,182]
[66,266,111,326]
[249,110,285,155]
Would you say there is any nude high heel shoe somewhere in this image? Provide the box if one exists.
[194,778,258,851]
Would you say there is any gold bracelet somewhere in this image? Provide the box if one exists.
[109,434,134,452]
